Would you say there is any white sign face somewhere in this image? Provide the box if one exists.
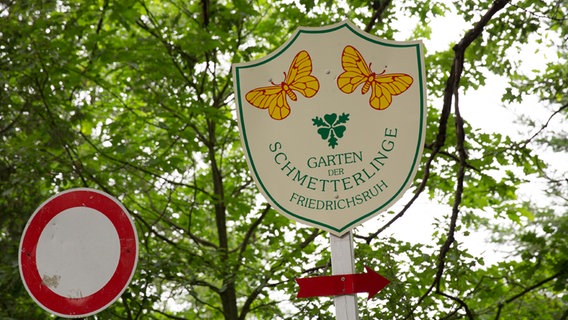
[233,20,427,236]
[19,188,138,318]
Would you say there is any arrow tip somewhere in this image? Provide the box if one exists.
[364,265,390,300]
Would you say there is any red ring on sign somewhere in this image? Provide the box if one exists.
[19,189,138,317]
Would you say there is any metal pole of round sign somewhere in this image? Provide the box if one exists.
[18,188,138,318]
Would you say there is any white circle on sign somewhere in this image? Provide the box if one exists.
[35,207,120,298]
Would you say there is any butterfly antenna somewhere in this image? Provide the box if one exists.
[271,72,287,85]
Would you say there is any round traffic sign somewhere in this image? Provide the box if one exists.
[19,188,138,318]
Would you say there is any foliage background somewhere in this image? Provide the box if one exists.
[0,0,566,319]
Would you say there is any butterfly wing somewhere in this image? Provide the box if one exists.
[337,45,371,94]
[245,50,319,120]
[369,73,414,110]
[245,85,291,120]
[286,50,319,98]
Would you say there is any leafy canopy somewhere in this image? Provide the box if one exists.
[0,0,566,319]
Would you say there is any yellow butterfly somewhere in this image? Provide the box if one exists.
[337,45,413,110]
[245,50,320,120]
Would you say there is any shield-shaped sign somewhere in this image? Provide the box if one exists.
[233,20,426,236]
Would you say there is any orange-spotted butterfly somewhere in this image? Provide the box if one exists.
[245,50,320,120]
[337,45,413,110]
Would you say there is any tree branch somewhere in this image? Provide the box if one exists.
[494,270,565,319]
[365,0,393,32]
[404,0,511,318]
[520,103,568,149]
[238,229,322,320]
[438,291,475,319]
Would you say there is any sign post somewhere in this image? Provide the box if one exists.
[233,20,426,318]
[331,232,358,320]
[19,188,138,318]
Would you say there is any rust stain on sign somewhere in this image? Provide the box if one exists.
[42,274,61,289]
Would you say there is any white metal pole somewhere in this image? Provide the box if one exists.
[330,231,359,320]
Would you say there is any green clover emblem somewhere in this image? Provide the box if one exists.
[312,113,350,149]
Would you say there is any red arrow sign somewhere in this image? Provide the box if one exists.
[296,266,390,300]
